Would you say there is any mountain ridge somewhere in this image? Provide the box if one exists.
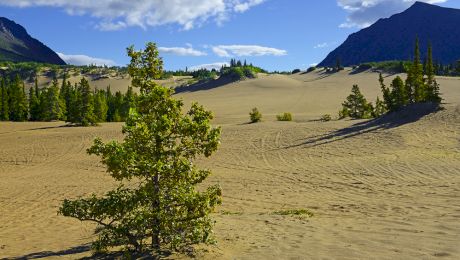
[319,2,460,67]
[0,17,66,65]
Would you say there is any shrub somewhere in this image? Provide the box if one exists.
[249,107,262,123]
[276,112,293,121]
[307,66,316,73]
[320,114,332,122]
[292,69,301,74]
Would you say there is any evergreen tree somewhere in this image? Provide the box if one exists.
[76,78,96,126]
[373,97,386,117]
[340,85,373,119]
[0,78,9,121]
[41,78,66,121]
[390,76,408,109]
[60,42,222,253]
[93,89,108,122]
[406,37,424,103]
[425,43,442,103]
[121,86,135,119]
[9,75,28,121]
[29,82,40,121]
[379,73,391,110]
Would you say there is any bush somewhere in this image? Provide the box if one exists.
[320,114,332,122]
[307,66,316,73]
[292,69,301,74]
[276,112,293,121]
[249,107,262,123]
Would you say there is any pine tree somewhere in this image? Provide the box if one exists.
[340,85,373,119]
[425,43,442,103]
[373,97,386,117]
[29,83,40,121]
[379,73,391,110]
[60,42,222,253]
[0,78,9,121]
[76,78,96,126]
[121,86,135,119]
[42,78,66,121]
[93,89,108,122]
[9,75,28,121]
[406,37,425,103]
[390,76,408,109]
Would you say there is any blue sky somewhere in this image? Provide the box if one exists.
[1,0,459,71]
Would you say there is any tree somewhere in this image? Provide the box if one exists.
[75,78,96,126]
[29,79,40,121]
[9,75,28,121]
[373,96,386,117]
[249,107,262,123]
[425,43,442,103]
[40,78,66,121]
[93,89,108,122]
[0,78,9,121]
[340,85,373,119]
[60,42,222,253]
[379,73,391,111]
[406,37,425,103]
[390,76,408,109]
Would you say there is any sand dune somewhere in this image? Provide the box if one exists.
[1,70,459,259]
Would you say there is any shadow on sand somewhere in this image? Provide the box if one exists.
[286,103,440,149]
[7,244,171,260]
[174,76,238,93]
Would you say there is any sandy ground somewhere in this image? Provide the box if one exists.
[1,69,460,259]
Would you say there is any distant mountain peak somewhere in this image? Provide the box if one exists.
[0,17,66,65]
[319,2,460,67]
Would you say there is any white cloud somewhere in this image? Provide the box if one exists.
[212,45,287,57]
[189,62,229,71]
[314,43,329,49]
[337,0,447,28]
[158,45,207,56]
[57,52,117,66]
[0,0,265,31]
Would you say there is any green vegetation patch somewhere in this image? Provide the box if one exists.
[273,209,314,217]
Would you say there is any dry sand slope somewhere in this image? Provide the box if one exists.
[1,69,460,259]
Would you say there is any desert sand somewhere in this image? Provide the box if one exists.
[1,69,459,259]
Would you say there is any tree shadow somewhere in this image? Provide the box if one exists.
[7,244,91,259]
[285,103,440,149]
[174,76,238,93]
[7,244,171,260]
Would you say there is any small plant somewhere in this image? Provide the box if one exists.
[273,209,313,217]
[249,107,262,123]
[276,112,293,121]
[320,114,332,122]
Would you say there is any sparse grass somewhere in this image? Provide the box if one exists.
[273,209,314,217]
[220,211,244,216]
[276,112,293,121]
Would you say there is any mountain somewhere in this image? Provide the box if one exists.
[319,2,460,67]
[0,17,65,65]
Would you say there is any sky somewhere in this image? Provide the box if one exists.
[0,0,459,71]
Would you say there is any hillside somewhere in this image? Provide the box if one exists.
[319,2,460,67]
[0,17,65,65]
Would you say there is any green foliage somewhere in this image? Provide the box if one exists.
[8,75,28,121]
[276,112,293,121]
[59,42,222,254]
[320,114,332,122]
[249,107,262,123]
[358,61,408,73]
[291,69,301,74]
[340,85,373,119]
[191,69,217,81]
[39,78,66,121]
[307,66,317,73]
[0,79,9,120]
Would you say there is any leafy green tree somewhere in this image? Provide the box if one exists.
[340,85,373,119]
[121,86,136,119]
[60,42,222,253]
[0,78,9,121]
